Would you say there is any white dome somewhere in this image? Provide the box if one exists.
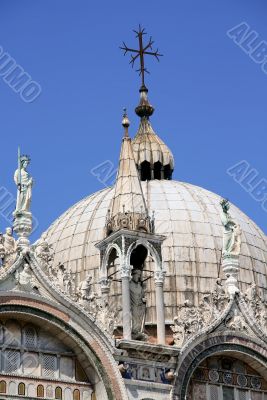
[45,180,267,325]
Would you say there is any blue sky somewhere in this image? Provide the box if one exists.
[0,0,267,239]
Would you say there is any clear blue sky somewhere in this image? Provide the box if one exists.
[0,0,267,240]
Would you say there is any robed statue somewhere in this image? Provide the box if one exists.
[220,199,241,257]
[129,269,147,340]
[14,149,33,213]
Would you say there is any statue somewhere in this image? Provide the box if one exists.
[129,269,147,340]
[14,151,33,213]
[78,274,94,302]
[220,199,241,256]
[56,263,75,297]
[212,278,228,312]
[14,263,39,293]
[34,235,53,270]
[245,282,257,303]
[3,227,16,267]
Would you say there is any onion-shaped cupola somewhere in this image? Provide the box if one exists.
[132,85,174,181]
[120,25,174,181]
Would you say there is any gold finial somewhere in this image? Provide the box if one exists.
[122,108,130,137]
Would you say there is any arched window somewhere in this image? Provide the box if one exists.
[55,386,62,399]
[140,161,151,181]
[73,389,80,400]
[164,164,172,180]
[0,381,6,393]
[154,161,162,180]
[18,382,25,396]
[37,384,44,398]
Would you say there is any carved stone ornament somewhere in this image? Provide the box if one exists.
[171,280,229,347]
[14,262,39,293]
[243,283,267,332]
[33,235,54,271]
[0,227,17,268]
[55,263,75,298]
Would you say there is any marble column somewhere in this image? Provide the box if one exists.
[121,263,132,340]
[154,270,165,345]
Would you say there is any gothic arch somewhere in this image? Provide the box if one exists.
[126,239,162,273]
[100,243,122,280]
[173,333,267,400]
[0,300,128,400]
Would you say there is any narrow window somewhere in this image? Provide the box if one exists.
[0,381,6,393]
[55,386,62,399]
[73,389,80,400]
[18,382,25,396]
[37,384,44,398]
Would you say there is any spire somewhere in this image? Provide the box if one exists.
[105,110,153,236]
[121,26,174,181]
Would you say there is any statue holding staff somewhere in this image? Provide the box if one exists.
[14,149,33,213]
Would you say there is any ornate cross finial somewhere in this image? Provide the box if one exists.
[120,25,162,88]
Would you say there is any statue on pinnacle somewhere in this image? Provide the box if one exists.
[14,149,33,213]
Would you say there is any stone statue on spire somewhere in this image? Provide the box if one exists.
[13,148,33,250]
[14,149,33,213]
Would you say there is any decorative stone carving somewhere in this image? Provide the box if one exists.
[105,206,154,235]
[3,227,17,267]
[0,233,5,267]
[130,269,147,341]
[94,297,119,335]
[78,274,95,304]
[171,300,204,347]
[225,308,247,332]
[243,284,267,331]
[56,263,75,297]
[171,281,230,347]
[14,262,39,293]
[154,269,165,285]
[34,235,54,270]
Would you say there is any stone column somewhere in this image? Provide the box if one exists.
[154,270,165,345]
[121,263,132,340]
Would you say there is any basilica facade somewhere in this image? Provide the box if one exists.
[0,30,267,400]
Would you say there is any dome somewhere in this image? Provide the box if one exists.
[132,85,174,181]
[44,180,267,326]
[132,118,174,171]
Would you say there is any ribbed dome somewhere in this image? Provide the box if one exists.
[44,180,267,325]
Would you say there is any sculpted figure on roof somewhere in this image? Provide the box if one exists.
[220,199,241,257]
[14,153,33,213]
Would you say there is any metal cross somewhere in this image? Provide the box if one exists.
[120,25,163,87]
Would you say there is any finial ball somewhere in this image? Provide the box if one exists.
[122,108,130,128]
